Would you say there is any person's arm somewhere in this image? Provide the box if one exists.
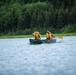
[52,34,55,38]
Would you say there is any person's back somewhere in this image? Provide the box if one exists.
[46,31,53,40]
[33,31,41,40]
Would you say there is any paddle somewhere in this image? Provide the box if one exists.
[53,35,63,39]
[58,36,63,39]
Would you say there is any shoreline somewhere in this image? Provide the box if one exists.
[0,33,76,38]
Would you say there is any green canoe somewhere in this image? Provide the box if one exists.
[29,39,56,44]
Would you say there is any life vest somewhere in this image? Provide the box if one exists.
[34,32,39,40]
[46,32,52,39]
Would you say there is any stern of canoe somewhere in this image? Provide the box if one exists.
[42,39,56,43]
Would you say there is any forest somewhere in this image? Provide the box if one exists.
[0,0,76,35]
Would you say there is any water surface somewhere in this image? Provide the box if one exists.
[0,36,76,75]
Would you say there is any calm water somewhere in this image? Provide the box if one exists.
[0,36,76,75]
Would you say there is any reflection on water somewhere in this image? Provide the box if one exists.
[0,36,76,75]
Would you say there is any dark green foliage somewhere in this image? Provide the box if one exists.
[0,0,76,35]
[61,24,76,33]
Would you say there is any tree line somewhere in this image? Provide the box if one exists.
[0,0,76,35]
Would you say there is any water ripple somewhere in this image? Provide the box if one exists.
[0,36,76,75]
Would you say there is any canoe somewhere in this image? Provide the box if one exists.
[29,38,56,44]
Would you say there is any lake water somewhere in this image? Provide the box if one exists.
[0,36,76,75]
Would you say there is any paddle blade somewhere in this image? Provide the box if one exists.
[58,36,63,39]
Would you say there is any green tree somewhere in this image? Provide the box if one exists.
[22,10,31,29]
[30,10,37,28]
[37,13,44,28]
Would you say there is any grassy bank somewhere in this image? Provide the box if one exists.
[0,33,76,38]
[53,33,76,36]
[0,35,32,38]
